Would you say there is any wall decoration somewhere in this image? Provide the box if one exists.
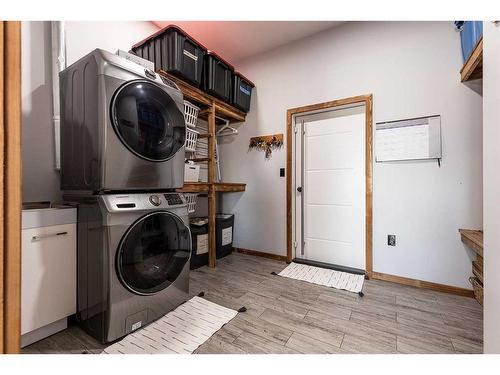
[249,134,284,159]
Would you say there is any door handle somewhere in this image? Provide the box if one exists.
[32,231,68,241]
[297,186,302,193]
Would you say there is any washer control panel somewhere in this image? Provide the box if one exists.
[102,193,186,212]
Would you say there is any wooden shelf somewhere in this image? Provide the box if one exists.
[158,70,246,123]
[161,69,250,269]
[213,182,246,192]
[460,37,483,82]
[459,228,483,305]
[186,157,211,163]
[177,182,246,193]
[177,182,210,193]
[459,228,483,257]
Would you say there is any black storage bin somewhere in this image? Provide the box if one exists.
[132,25,206,88]
[216,214,234,259]
[189,218,209,269]
[231,71,255,113]
[203,51,234,102]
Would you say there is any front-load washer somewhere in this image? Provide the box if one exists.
[66,192,191,343]
[60,49,186,192]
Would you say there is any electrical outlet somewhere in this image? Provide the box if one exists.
[280,168,285,177]
[388,235,396,246]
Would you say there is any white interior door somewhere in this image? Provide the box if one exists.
[294,105,366,271]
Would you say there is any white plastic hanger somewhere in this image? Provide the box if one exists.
[216,116,238,137]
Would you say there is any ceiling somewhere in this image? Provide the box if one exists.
[152,21,344,63]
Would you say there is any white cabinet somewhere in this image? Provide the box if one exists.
[21,207,76,346]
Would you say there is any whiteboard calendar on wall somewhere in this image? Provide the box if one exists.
[375,115,442,162]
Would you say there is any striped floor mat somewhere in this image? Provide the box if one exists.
[278,262,364,293]
[103,296,237,354]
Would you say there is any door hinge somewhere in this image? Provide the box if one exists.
[293,123,298,134]
[293,241,298,249]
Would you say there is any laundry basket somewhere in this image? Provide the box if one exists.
[184,193,198,214]
[185,128,199,152]
[184,100,200,128]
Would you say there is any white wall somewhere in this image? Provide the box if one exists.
[220,22,483,288]
[22,21,158,203]
[483,22,500,354]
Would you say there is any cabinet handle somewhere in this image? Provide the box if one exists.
[32,231,68,241]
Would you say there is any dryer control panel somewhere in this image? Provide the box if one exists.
[101,193,186,213]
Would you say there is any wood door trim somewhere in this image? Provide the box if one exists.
[286,94,373,277]
[1,21,22,354]
[0,21,4,354]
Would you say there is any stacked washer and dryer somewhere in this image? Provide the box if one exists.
[60,49,192,343]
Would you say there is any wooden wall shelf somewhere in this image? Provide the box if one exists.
[177,182,246,193]
[460,37,483,82]
[161,69,250,268]
[459,229,483,257]
[177,182,210,193]
[213,182,246,192]
[158,70,246,123]
[459,228,483,305]
[186,157,211,163]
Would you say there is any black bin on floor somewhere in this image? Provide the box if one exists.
[132,25,206,88]
[189,218,209,269]
[203,51,234,102]
[231,72,255,113]
[216,214,235,259]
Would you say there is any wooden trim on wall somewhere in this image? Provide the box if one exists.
[0,21,5,355]
[286,95,373,277]
[286,110,293,263]
[364,96,373,278]
[1,21,22,354]
[372,272,474,298]
[235,248,288,262]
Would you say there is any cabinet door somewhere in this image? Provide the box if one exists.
[21,224,76,334]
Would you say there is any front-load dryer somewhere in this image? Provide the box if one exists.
[60,49,186,192]
[66,192,191,343]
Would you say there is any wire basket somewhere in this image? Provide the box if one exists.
[185,128,199,152]
[184,193,198,214]
[184,100,200,128]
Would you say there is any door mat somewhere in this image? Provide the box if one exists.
[278,262,364,293]
[103,296,238,354]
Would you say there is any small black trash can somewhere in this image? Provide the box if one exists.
[231,71,254,113]
[132,25,206,88]
[216,214,234,259]
[202,51,234,102]
[189,217,209,269]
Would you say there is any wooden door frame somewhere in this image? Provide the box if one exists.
[286,94,373,277]
[1,21,22,354]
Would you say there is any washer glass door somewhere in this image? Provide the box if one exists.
[117,212,191,295]
[112,80,186,162]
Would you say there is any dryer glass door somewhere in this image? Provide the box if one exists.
[112,80,186,162]
[117,212,191,295]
